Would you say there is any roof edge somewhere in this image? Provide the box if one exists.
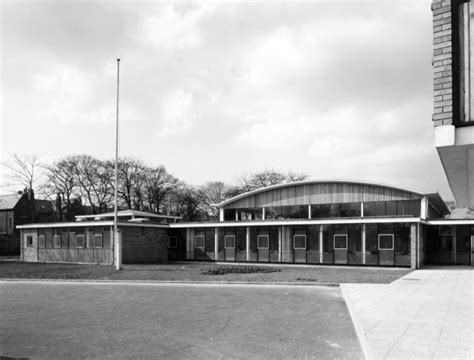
[215,179,432,208]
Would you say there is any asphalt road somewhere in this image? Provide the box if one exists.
[0,281,363,359]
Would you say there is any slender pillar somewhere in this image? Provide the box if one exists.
[410,223,417,269]
[278,226,282,262]
[362,224,366,265]
[308,205,311,219]
[219,208,224,222]
[214,228,219,261]
[319,225,323,263]
[262,207,266,220]
[246,226,250,262]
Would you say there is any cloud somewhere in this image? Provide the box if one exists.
[159,89,194,136]
[139,3,216,51]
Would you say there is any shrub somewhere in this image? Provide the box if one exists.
[201,265,281,276]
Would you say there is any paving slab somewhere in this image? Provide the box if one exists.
[342,268,474,360]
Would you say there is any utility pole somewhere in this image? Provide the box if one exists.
[114,58,121,270]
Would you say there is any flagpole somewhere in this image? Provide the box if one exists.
[114,58,121,270]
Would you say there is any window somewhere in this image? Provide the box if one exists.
[8,216,13,229]
[224,235,235,249]
[38,229,45,248]
[26,236,33,247]
[168,236,177,249]
[293,235,307,249]
[53,228,61,248]
[257,235,269,249]
[333,234,348,250]
[76,228,85,248]
[94,227,103,248]
[378,234,394,250]
[195,235,205,249]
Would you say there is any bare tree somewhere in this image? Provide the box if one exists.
[113,157,146,210]
[165,183,205,221]
[72,155,114,214]
[145,166,178,213]
[235,169,309,194]
[45,156,80,220]
[2,154,46,221]
[2,154,44,192]
[197,181,233,220]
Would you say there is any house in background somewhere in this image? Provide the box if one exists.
[0,192,55,256]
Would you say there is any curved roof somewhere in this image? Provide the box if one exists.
[216,179,445,210]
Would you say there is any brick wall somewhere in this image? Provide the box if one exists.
[432,0,454,126]
[121,226,168,264]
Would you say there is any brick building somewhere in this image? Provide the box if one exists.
[0,192,55,256]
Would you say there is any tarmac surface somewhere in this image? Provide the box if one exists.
[342,267,474,360]
[0,281,363,359]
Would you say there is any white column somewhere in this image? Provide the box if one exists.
[420,197,428,220]
[246,226,250,262]
[319,226,323,263]
[235,210,239,221]
[362,224,366,265]
[262,207,266,220]
[360,202,364,217]
[219,208,224,222]
[278,226,282,262]
[308,205,311,219]
[214,228,219,261]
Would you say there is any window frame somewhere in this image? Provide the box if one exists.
[168,236,177,249]
[378,234,394,251]
[257,235,269,249]
[26,235,33,247]
[194,235,205,249]
[333,234,348,250]
[293,234,307,249]
[224,235,236,249]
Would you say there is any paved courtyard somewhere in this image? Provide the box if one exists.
[342,268,474,359]
[0,281,362,359]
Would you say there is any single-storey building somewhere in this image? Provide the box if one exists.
[18,180,474,269]
[18,210,180,265]
[169,180,473,268]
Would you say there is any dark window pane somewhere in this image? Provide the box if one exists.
[195,235,205,248]
[334,234,347,249]
[257,235,269,249]
[225,235,235,249]
[224,209,235,221]
[294,235,306,249]
[378,234,394,250]
[168,236,177,248]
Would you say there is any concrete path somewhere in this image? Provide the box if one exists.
[0,281,363,359]
[342,268,474,360]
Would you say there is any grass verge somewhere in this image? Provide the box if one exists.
[0,261,411,284]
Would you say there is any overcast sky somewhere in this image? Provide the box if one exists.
[0,0,454,200]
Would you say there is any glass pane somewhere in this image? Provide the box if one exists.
[334,235,347,249]
[294,235,306,249]
[225,235,235,249]
[257,235,269,249]
[378,234,394,250]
